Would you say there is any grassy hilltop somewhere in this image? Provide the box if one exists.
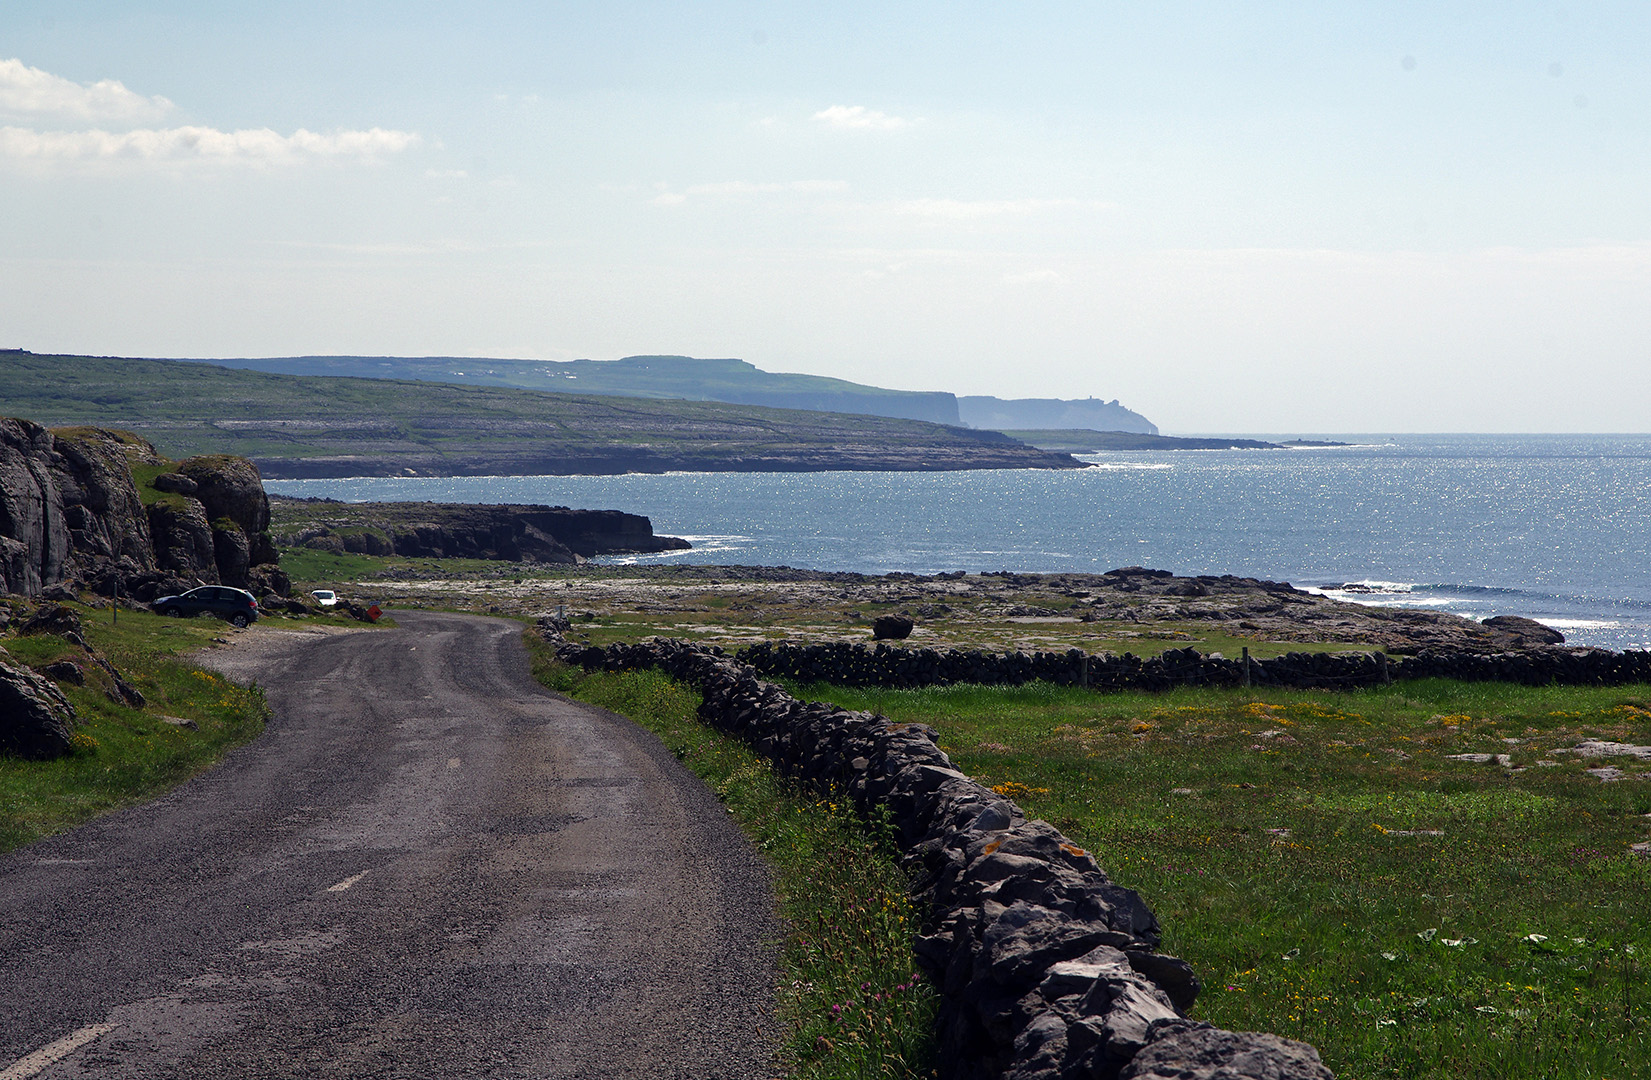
[0,351,1081,478]
[208,353,963,425]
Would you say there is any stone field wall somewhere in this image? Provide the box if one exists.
[736,639,1651,693]
[548,628,1336,1080]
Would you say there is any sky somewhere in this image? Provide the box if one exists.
[1,2,1648,433]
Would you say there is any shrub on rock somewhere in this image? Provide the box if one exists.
[19,603,83,639]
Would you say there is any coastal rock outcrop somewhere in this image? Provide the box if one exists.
[174,453,275,589]
[1,419,74,594]
[48,427,157,572]
[270,497,691,562]
[179,455,270,536]
[148,495,219,582]
[1481,615,1566,648]
[0,418,283,598]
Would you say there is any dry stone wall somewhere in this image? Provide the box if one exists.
[548,629,1334,1080]
[736,639,1651,693]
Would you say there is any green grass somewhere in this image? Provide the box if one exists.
[275,547,397,582]
[127,460,175,505]
[199,354,950,414]
[790,678,1651,1080]
[525,636,937,1079]
[1,604,270,852]
[535,606,1383,659]
[275,545,540,587]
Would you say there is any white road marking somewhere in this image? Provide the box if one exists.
[447,757,461,769]
[0,1023,120,1078]
[327,871,368,893]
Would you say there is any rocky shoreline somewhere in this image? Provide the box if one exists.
[269,496,690,563]
[335,562,1575,659]
[247,438,1088,479]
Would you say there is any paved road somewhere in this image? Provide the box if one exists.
[0,612,778,1078]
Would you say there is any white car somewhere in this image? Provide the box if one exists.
[310,589,339,608]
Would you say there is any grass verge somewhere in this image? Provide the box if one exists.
[794,678,1651,1080]
[524,634,937,1079]
[1,604,270,853]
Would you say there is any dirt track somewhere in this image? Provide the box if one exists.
[0,612,778,1078]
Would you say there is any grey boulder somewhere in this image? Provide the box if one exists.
[873,614,915,640]
[1121,1019,1335,1080]
[0,659,79,759]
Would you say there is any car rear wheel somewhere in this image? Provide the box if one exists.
[230,613,250,628]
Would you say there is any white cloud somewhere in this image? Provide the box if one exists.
[686,179,848,196]
[813,104,909,130]
[0,125,421,167]
[884,197,1097,219]
[1003,269,1066,285]
[0,60,419,172]
[0,58,173,122]
[269,238,556,256]
[651,179,848,205]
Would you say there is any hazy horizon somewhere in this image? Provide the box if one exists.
[3,3,1648,433]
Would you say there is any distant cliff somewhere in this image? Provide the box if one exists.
[0,419,285,599]
[957,396,1158,435]
[186,353,1166,436]
[1003,430,1278,452]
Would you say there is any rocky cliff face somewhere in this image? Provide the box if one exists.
[51,428,159,571]
[957,395,1159,436]
[1,419,156,595]
[0,419,69,595]
[0,419,285,599]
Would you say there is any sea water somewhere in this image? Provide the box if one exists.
[263,434,1651,651]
